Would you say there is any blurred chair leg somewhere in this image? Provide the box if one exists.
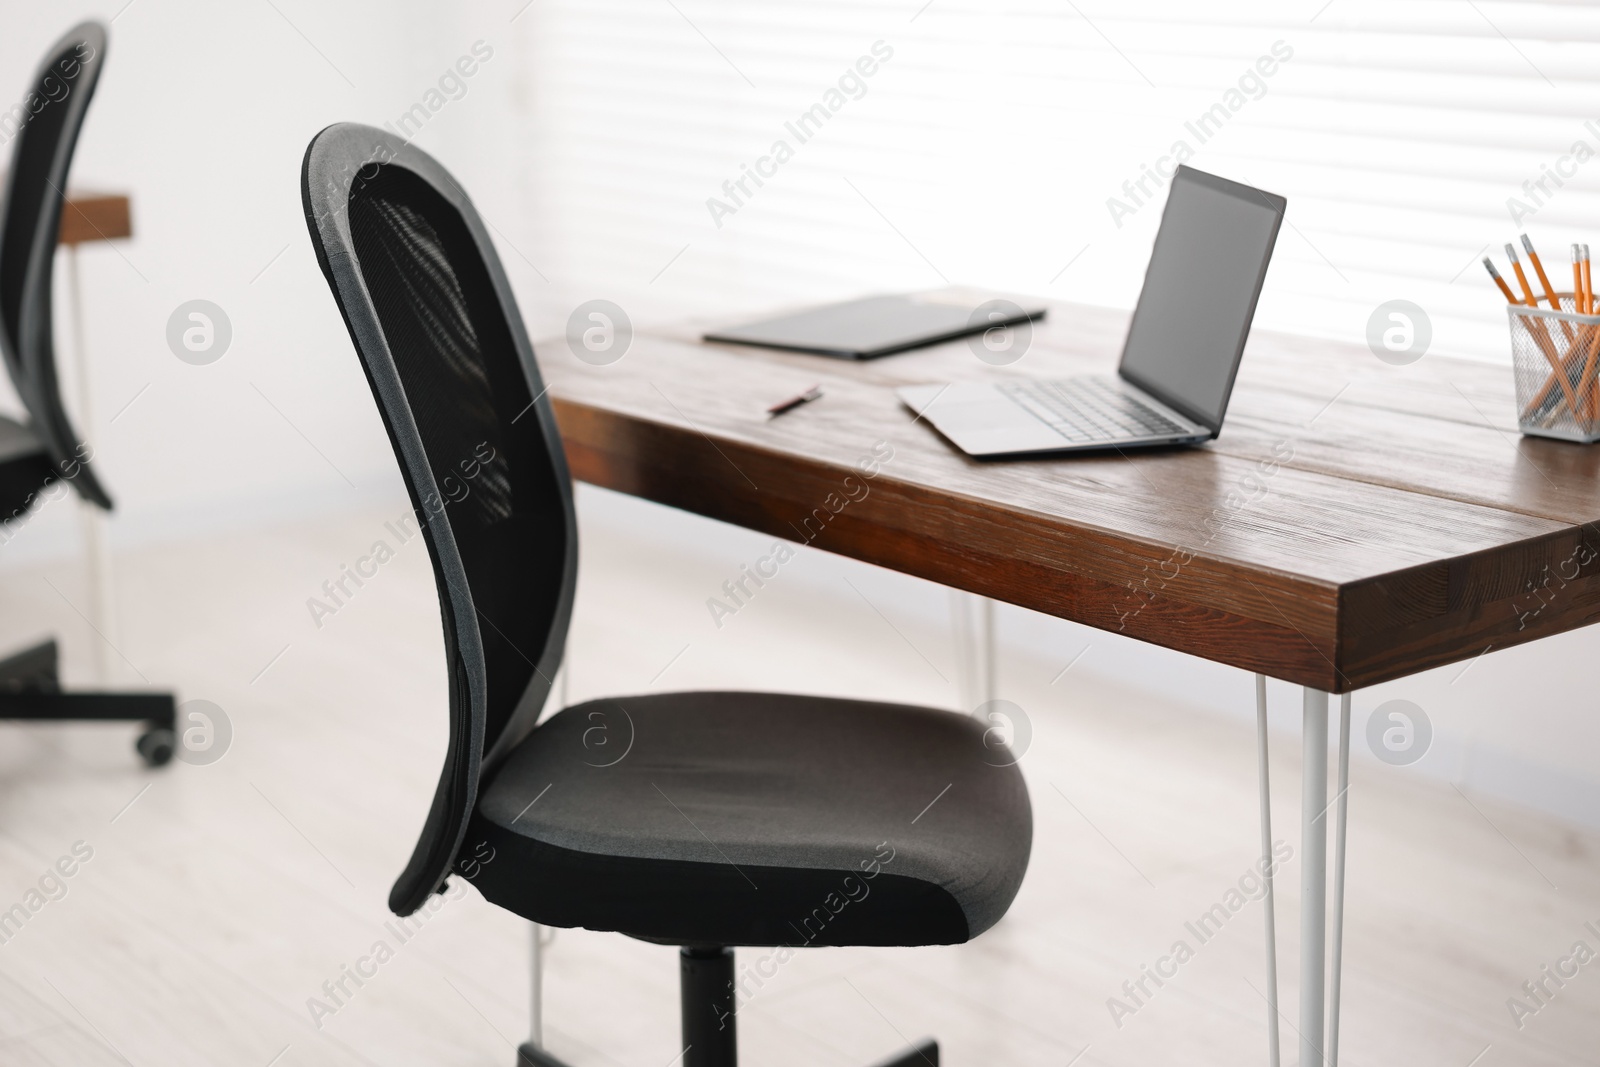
[0,688,175,765]
[0,638,176,765]
[0,640,60,690]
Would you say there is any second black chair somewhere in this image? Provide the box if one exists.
[0,21,175,766]
[301,122,1033,1067]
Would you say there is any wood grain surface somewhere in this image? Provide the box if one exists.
[536,299,1600,692]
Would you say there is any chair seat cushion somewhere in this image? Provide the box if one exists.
[0,415,55,521]
[463,691,1031,948]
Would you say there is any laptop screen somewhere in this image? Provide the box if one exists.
[1117,166,1285,433]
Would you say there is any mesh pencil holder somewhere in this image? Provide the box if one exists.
[1510,294,1600,442]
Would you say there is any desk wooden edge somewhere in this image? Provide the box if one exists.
[1339,522,1600,687]
[549,350,1600,693]
[553,395,1355,690]
[59,193,131,245]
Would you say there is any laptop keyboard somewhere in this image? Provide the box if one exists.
[999,377,1189,443]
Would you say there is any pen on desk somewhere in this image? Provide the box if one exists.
[766,384,821,417]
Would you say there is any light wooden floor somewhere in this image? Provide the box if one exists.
[0,496,1593,1066]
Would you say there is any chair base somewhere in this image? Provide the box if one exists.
[515,944,938,1067]
[0,640,177,766]
[515,1044,572,1067]
[864,1038,938,1067]
[515,1038,937,1067]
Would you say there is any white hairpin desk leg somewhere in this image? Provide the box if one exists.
[950,590,996,711]
[1328,693,1351,1066]
[1255,675,1282,1067]
[1300,688,1329,1066]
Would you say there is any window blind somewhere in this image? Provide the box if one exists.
[511,1,1600,363]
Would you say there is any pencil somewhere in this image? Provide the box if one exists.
[1574,246,1587,316]
[1580,245,1599,421]
[1507,243,1539,307]
[1521,234,1575,347]
[1522,235,1565,310]
[1553,244,1600,423]
[1580,327,1600,423]
[1484,257,1518,303]
[1529,243,1596,424]
[1575,244,1585,313]
[1512,245,1590,426]
[1506,241,1561,361]
[1504,243,1581,423]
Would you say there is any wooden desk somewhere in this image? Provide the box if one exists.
[537,300,1597,1066]
[59,192,131,245]
[542,303,1598,693]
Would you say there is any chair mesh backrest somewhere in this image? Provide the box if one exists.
[303,127,575,915]
[0,21,111,509]
[346,164,567,755]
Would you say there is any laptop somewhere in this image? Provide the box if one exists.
[704,291,1047,360]
[897,166,1285,458]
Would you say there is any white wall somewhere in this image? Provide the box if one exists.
[0,0,535,562]
[0,3,1595,828]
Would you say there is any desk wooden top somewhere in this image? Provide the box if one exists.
[538,301,1600,692]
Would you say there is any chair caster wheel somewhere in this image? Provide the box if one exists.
[136,727,175,767]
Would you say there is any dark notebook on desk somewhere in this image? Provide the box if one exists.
[704,292,1047,360]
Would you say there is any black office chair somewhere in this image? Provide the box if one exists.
[0,21,175,766]
[301,122,1032,1067]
